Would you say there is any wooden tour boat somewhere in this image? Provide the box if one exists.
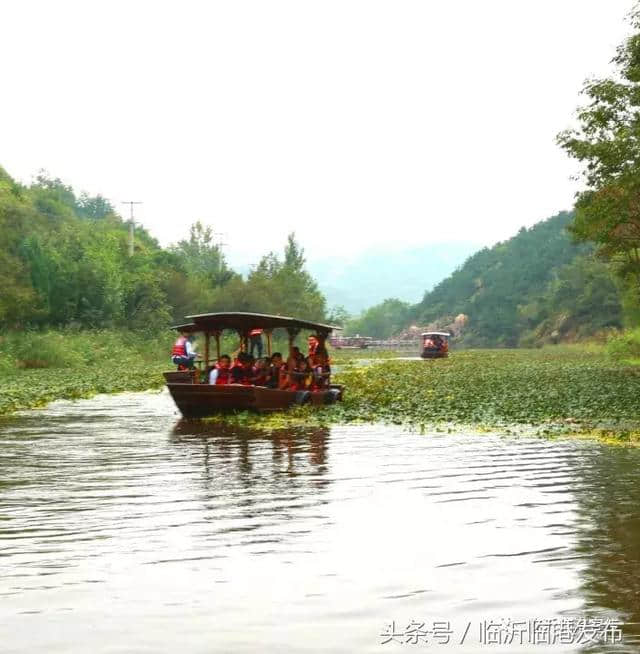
[421,331,450,359]
[164,312,343,418]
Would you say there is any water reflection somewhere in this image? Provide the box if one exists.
[171,420,329,473]
[168,423,332,540]
[1,390,640,653]
[570,445,640,649]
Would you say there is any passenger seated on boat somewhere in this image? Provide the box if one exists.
[231,353,254,385]
[287,346,304,370]
[287,357,311,391]
[310,353,331,390]
[171,330,198,370]
[423,337,436,351]
[209,354,231,385]
[252,357,270,386]
[266,352,285,389]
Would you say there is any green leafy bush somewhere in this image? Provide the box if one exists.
[606,328,640,361]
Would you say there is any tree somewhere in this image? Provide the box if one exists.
[244,233,326,320]
[348,299,411,339]
[170,221,234,287]
[283,232,306,271]
[558,5,640,293]
[76,193,115,220]
[326,305,351,327]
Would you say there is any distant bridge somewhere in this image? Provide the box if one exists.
[330,336,419,350]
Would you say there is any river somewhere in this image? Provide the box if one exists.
[1,389,639,653]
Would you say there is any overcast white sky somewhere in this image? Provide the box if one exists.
[0,1,635,266]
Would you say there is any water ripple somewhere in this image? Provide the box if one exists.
[0,390,637,652]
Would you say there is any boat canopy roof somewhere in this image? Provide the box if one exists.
[422,331,450,337]
[173,311,340,336]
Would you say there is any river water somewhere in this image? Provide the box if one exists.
[1,390,639,653]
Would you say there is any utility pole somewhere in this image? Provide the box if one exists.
[122,201,143,257]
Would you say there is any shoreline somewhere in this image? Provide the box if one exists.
[2,350,640,447]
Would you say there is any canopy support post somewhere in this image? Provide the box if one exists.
[316,331,328,355]
[214,330,221,359]
[286,327,301,358]
[204,332,210,369]
[265,329,273,357]
[237,328,249,353]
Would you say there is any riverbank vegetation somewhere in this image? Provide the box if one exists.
[0,166,330,332]
[208,348,640,443]
[5,4,640,422]
[0,330,170,415]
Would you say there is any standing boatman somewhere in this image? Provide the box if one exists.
[171,330,198,370]
[249,328,263,358]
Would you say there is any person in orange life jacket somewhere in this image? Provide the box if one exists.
[287,357,311,391]
[231,353,254,385]
[249,328,264,358]
[251,357,269,386]
[208,354,232,385]
[282,346,303,388]
[171,331,198,370]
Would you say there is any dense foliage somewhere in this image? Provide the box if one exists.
[0,330,170,414]
[211,348,640,442]
[414,212,596,345]
[333,350,640,430]
[0,167,326,331]
[347,298,412,339]
[558,6,640,300]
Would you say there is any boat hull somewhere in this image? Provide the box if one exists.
[164,373,343,418]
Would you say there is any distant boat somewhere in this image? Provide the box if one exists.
[421,331,450,359]
[165,312,343,418]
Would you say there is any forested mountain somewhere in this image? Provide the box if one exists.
[410,211,625,346]
[0,166,325,331]
[1,164,628,347]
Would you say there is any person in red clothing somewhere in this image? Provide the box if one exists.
[208,355,231,384]
[286,357,311,391]
[171,330,198,370]
[307,334,319,357]
[231,353,254,385]
[251,357,270,386]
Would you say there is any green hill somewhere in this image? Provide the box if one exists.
[410,211,625,346]
[0,166,326,331]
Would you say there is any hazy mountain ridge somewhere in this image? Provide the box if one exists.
[307,242,479,313]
